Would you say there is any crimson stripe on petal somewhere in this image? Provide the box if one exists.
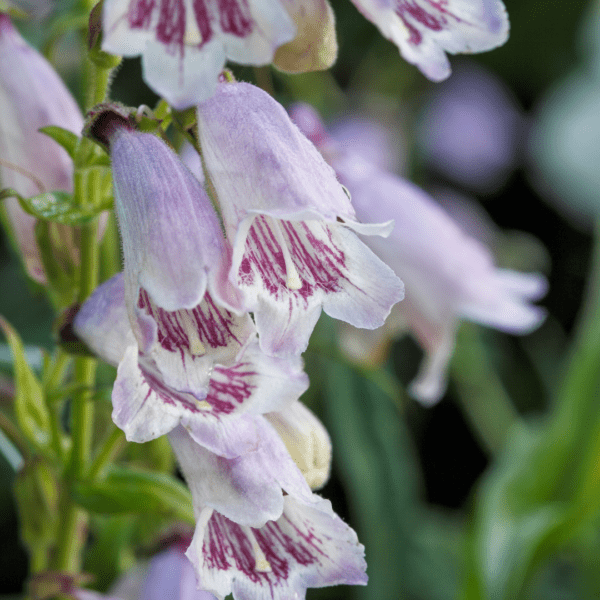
[156,0,186,50]
[238,216,347,307]
[216,0,253,37]
[138,289,242,355]
[128,0,156,29]
[394,1,458,46]
[193,0,214,45]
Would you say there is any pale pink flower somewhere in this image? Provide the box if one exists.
[349,0,509,81]
[292,103,547,404]
[196,81,404,357]
[0,14,83,283]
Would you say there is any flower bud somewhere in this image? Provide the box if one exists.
[273,0,338,73]
[266,401,332,490]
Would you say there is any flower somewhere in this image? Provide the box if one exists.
[272,0,337,73]
[0,14,83,283]
[170,424,367,600]
[78,118,309,457]
[195,81,404,357]
[75,543,217,600]
[292,103,547,404]
[265,400,331,490]
[349,0,510,81]
[102,0,297,108]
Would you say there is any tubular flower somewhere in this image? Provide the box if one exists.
[77,120,308,457]
[292,104,547,404]
[349,0,509,81]
[170,425,367,600]
[0,14,83,283]
[102,0,297,108]
[196,81,404,357]
[75,543,217,600]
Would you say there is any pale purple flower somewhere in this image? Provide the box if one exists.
[77,121,308,456]
[75,544,217,600]
[196,81,404,357]
[170,425,367,600]
[75,271,308,458]
[292,103,547,404]
[349,0,509,81]
[417,61,525,192]
[102,0,296,108]
[0,14,83,283]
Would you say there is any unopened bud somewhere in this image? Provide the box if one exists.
[266,401,332,490]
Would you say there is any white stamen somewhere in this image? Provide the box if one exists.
[271,219,302,290]
[178,310,206,356]
[242,526,272,572]
[195,399,211,411]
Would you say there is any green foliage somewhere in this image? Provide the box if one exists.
[0,317,51,452]
[73,467,195,524]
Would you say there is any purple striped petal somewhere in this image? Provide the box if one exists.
[349,0,509,81]
[102,0,295,108]
[186,495,367,600]
[234,215,404,356]
[112,337,308,457]
[169,419,312,527]
[134,288,255,398]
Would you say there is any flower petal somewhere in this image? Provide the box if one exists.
[109,128,233,313]
[134,288,255,398]
[235,215,404,355]
[187,495,367,600]
[169,420,312,527]
[112,338,308,457]
[73,272,135,366]
[196,81,357,227]
[349,0,509,81]
[102,0,295,108]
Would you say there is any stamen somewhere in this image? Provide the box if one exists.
[178,310,206,355]
[242,526,272,572]
[184,19,203,45]
[271,219,302,290]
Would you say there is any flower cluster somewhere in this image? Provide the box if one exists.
[102,0,509,107]
[74,81,405,599]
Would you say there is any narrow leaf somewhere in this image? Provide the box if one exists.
[0,317,50,450]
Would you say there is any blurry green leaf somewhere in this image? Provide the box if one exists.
[463,223,600,599]
[38,126,79,159]
[0,317,50,450]
[13,457,59,552]
[323,357,458,600]
[73,467,194,524]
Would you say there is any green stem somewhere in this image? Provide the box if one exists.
[88,427,126,481]
[451,323,521,455]
[84,58,111,110]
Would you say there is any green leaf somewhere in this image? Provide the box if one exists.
[38,126,79,159]
[0,317,50,450]
[2,189,111,225]
[73,467,194,524]
[323,356,458,600]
